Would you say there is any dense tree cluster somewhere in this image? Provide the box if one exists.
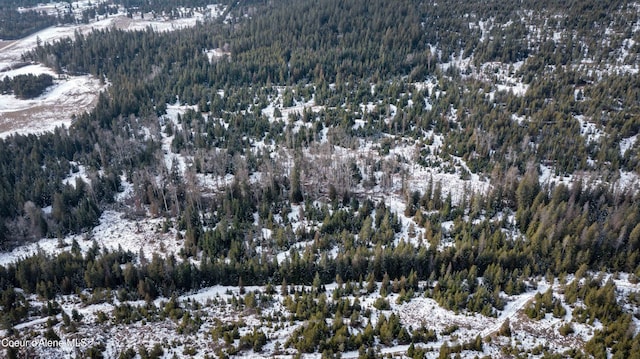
[0,130,122,248]
[0,73,53,99]
[0,10,58,40]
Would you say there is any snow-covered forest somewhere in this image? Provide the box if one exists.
[1,0,640,358]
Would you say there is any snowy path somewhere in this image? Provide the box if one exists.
[480,285,547,338]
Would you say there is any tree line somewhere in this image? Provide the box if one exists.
[0,73,53,99]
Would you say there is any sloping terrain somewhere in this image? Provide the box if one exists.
[0,2,224,137]
[1,1,640,358]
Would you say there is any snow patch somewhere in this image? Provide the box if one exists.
[0,210,182,267]
[620,134,638,155]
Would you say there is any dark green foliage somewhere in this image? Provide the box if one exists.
[239,328,267,352]
[411,325,437,344]
[118,348,137,359]
[0,10,58,40]
[524,288,566,320]
[0,129,119,245]
[0,287,29,329]
[84,343,106,359]
[584,313,640,358]
[442,324,459,336]
[372,297,390,310]
[289,163,303,204]
[498,319,511,337]
[565,278,622,326]
[558,323,574,336]
[0,73,54,99]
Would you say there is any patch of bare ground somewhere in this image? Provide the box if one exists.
[511,311,585,349]
[0,40,15,50]
[0,88,102,136]
[0,73,105,137]
[110,16,134,30]
[0,105,66,134]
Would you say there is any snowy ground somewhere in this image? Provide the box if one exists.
[0,4,225,138]
[8,275,636,359]
[0,72,104,138]
[0,210,184,267]
[620,134,638,156]
[0,23,107,137]
[575,115,604,145]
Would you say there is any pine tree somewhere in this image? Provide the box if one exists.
[290,162,303,204]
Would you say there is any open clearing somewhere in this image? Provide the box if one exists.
[0,6,222,138]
